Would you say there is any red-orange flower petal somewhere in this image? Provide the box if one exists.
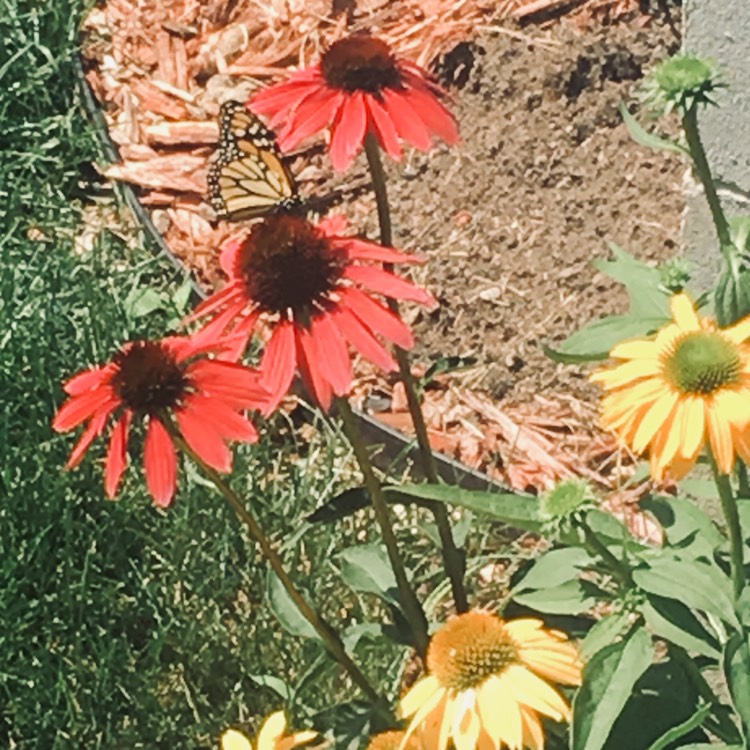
[144,417,177,507]
[105,410,131,498]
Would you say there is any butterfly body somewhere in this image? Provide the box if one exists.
[208,101,301,221]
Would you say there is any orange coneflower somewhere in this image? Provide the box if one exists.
[249,33,459,171]
[400,611,582,750]
[52,337,268,506]
[189,213,435,411]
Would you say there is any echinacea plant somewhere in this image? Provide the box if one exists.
[53,39,750,750]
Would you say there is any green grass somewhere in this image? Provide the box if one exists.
[0,2,524,747]
[0,2,408,747]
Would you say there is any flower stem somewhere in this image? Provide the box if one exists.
[336,397,429,657]
[363,132,468,613]
[577,516,633,590]
[169,430,393,719]
[707,448,746,601]
[682,106,733,257]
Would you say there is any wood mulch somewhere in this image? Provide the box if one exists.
[81,0,663,539]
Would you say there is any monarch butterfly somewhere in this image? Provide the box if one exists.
[207,101,302,221]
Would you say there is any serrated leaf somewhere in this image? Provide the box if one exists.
[339,544,398,605]
[641,593,720,658]
[388,483,542,533]
[724,630,750,731]
[513,547,594,594]
[266,570,319,640]
[580,612,631,659]
[513,579,597,615]
[571,626,653,750]
[619,103,687,155]
[544,314,665,364]
[633,556,739,628]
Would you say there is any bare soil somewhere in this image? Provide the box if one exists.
[358,15,683,404]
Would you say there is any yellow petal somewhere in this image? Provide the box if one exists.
[477,676,523,750]
[647,395,684,475]
[715,388,750,429]
[400,675,441,718]
[416,692,449,750]
[589,359,661,390]
[401,685,448,750]
[671,293,701,331]
[452,693,481,750]
[520,707,545,750]
[501,665,571,722]
[707,397,735,473]
[608,338,659,361]
[679,395,705,460]
[222,729,254,750]
[724,315,750,344]
[632,389,679,453]
[277,731,317,750]
[257,711,286,750]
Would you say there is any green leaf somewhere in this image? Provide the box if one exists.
[679,745,743,750]
[339,544,398,606]
[544,314,665,363]
[571,626,653,750]
[619,103,687,155]
[641,593,720,658]
[172,277,194,314]
[633,555,740,628]
[736,498,750,542]
[644,704,712,750]
[512,547,594,594]
[247,673,292,701]
[388,484,542,533]
[307,486,371,524]
[266,570,319,640]
[421,354,478,387]
[724,630,750,731]
[341,623,385,652]
[641,494,723,558]
[594,243,670,320]
[513,579,597,615]
[580,612,631,659]
[125,286,165,319]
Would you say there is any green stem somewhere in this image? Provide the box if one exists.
[578,517,634,590]
[738,460,750,498]
[169,429,393,719]
[363,132,468,613]
[682,106,733,256]
[336,397,429,657]
[707,448,746,601]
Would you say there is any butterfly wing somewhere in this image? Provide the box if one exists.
[207,101,299,221]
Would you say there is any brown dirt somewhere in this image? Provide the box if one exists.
[353,15,683,404]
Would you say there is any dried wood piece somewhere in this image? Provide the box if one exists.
[102,154,207,193]
[130,79,190,120]
[144,120,219,146]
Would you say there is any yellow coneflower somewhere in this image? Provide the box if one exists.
[221,711,317,750]
[590,292,750,480]
[399,611,581,750]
